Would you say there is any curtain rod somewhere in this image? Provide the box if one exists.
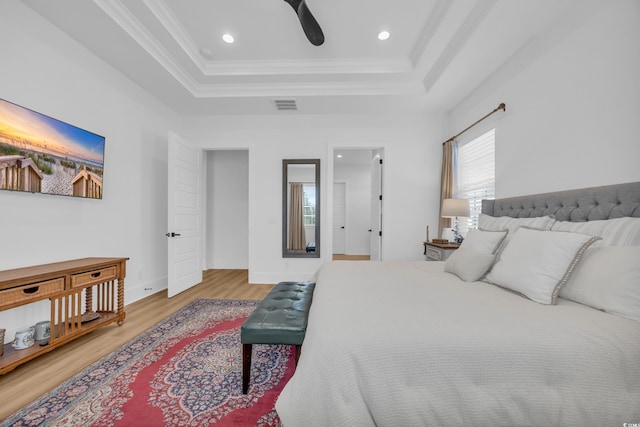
[442,102,506,145]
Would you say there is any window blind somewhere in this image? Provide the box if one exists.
[457,129,495,230]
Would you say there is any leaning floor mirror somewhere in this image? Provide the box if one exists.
[282,159,320,258]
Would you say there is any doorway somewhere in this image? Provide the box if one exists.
[369,149,383,261]
[332,148,384,260]
[333,182,346,254]
[205,150,249,269]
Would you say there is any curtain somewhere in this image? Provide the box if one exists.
[288,182,307,250]
[438,140,456,238]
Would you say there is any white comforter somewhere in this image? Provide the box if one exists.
[275,261,640,426]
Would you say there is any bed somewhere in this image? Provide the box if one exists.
[275,181,640,426]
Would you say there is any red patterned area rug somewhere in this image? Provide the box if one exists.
[1,299,295,427]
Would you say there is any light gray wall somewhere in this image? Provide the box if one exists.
[182,114,444,282]
[0,2,181,342]
[450,0,640,197]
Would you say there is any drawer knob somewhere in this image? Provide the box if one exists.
[91,272,102,278]
[23,286,40,294]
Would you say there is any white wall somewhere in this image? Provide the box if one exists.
[205,150,249,269]
[0,3,180,342]
[182,113,444,283]
[450,0,640,197]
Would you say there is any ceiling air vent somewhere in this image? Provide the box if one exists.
[273,99,298,111]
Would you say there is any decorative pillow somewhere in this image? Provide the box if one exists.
[479,214,555,265]
[551,217,640,246]
[484,227,600,304]
[479,214,555,234]
[445,249,496,282]
[460,229,509,255]
[560,246,640,321]
[444,229,508,281]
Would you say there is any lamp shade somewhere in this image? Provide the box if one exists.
[441,198,470,218]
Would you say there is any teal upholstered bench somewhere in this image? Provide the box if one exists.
[241,281,315,394]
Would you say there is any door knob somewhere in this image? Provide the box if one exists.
[340,226,345,229]
[165,232,181,237]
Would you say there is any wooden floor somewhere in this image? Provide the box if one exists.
[0,269,274,421]
[332,254,370,261]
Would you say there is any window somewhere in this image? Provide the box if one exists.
[457,129,495,231]
[303,184,316,226]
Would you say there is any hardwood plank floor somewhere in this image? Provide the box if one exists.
[332,254,370,261]
[0,269,273,421]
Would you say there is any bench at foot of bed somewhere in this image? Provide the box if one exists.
[240,281,315,394]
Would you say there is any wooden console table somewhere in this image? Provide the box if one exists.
[0,257,128,374]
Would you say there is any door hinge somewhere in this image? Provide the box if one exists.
[379,230,382,237]
[379,195,382,201]
[379,159,383,164]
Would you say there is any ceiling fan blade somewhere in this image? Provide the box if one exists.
[284,0,325,46]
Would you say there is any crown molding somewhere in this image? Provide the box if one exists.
[201,58,413,76]
[93,0,422,98]
[192,80,425,98]
[422,0,497,92]
[410,0,452,67]
[141,0,206,69]
[92,0,200,90]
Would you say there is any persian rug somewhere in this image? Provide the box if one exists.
[2,299,295,427]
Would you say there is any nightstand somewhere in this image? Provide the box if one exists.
[423,241,459,261]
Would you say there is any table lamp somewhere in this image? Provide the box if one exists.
[441,198,470,243]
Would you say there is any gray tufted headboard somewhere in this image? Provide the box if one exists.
[481,181,640,222]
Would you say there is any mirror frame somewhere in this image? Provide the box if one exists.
[282,159,321,258]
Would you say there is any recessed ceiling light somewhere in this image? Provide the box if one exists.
[222,33,234,44]
[336,154,343,158]
[378,31,390,41]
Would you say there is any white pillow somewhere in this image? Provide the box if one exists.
[445,230,507,282]
[479,214,555,234]
[461,229,509,255]
[485,228,600,304]
[551,217,640,246]
[445,249,496,282]
[480,214,555,265]
[560,246,640,321]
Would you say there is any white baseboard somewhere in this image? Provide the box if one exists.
[125,276,167,305]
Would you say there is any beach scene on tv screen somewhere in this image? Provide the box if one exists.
[0,99,105,199]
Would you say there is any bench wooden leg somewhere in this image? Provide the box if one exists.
[242,343,252,394]
[295,344,301,365]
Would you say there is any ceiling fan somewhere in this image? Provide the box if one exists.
[283,0,325,46]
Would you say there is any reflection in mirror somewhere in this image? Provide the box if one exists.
[283,159,320,258]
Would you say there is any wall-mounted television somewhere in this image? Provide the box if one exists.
[0,98,105,199]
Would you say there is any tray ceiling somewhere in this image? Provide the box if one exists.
[22,0,575,115]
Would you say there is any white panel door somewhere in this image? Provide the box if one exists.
[167,131,203,298]
[333,182,346,254]
[369,151,383,260]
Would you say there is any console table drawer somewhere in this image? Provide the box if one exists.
[0,278,65,309]
[70,266,117,288]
